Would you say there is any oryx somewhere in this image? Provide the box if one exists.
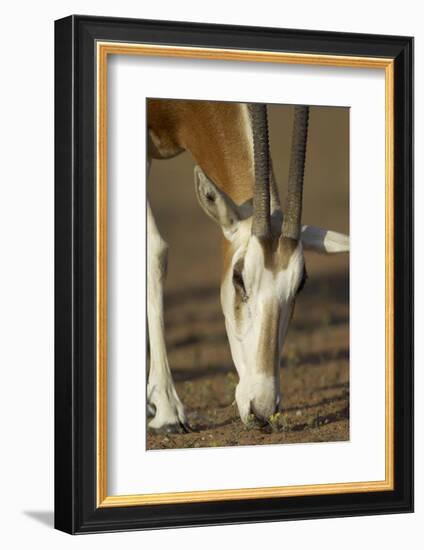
[147,100,349,432]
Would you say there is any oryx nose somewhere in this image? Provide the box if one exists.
[250,399,278,425]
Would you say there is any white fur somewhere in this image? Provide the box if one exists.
[301,224,349,253]
[221,236,305,422]
[146,202,186,429]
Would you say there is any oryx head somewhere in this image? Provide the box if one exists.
[194,104,349,425]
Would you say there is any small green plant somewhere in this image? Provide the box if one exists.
[279,413,291,432]
[244,413,260,430]
[268,411,281,432]
[286,348,300,367]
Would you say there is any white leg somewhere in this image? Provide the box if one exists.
[147,201,188,432]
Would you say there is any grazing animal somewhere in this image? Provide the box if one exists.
[147,100,349,432]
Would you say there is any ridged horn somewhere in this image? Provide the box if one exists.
[248,103,271,239]
[282,105,310,240]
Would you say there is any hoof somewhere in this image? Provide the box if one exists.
[149,420,192,434]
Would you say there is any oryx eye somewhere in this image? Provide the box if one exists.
[232,261,248,302]
[297,268,308,295]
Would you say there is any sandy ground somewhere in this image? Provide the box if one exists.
[147,104,349,450]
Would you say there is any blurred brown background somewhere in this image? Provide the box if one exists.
[147,103,349,449]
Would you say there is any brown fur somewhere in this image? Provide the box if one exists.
[148,99,254,199]
[262,236,298,271]
[256,303,280,377]
[148,99,256,273]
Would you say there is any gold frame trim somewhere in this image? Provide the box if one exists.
[96,42,395,508]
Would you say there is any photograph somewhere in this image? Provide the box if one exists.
[146,98,350,450]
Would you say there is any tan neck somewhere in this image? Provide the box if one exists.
[148,99,256,275]
[148,99,255,205]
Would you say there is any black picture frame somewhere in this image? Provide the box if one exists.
[55,14,414,534]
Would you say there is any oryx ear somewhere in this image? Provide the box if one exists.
[194,166,241,240]
[301,225,349,253]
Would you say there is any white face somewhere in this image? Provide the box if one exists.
[194,166,349,426]
[220,220,305,424]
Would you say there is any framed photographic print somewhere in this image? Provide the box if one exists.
[54,15,413,534]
